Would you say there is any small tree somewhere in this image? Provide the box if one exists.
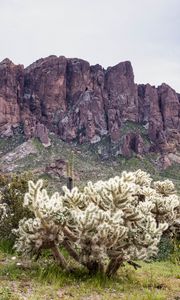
[13,170,180,276]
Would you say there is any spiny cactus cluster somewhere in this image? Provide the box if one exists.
[13,170,180,276]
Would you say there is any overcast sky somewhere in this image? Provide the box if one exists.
[0,0,179,92]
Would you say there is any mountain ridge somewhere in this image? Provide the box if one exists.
[0,55,179,169]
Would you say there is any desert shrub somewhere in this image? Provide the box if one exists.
[169,238,180,264]
[156,235,174,260]
[157,196,180,261]
[0,172,33,240]
[0,189,7,224]
[157,225,180,262]
[0,203,7,224]
[13,170,180,276]
[157,235,180,263]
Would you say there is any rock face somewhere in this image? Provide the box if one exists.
[0,55,179,162]
[0,58,24,136]
[34,122,51,147]
[120,132,144,158]
[138,83,180,154]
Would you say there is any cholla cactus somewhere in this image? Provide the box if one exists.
[13,170,180,276]
[13,181,67,268]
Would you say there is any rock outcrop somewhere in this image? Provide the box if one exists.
[0,58,24,136]
[0,55,179,163]
[120,132,145,158]
[138,83,180,155]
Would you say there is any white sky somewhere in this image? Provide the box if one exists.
[0,0,179,92]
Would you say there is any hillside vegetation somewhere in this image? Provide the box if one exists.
[0,132,180,194]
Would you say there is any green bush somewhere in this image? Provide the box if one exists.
[157,235,180,263]
[156,236,174,261]
[0,172,33,241]
[169,239,180,264]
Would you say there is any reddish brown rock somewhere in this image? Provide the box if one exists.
[105,61,139,142]
[138,84,163,140]
[59,62,108,143]
[45,159,67,178]
[159,155,172,169]
[158,84,180,147]
[134,133,145,154]
[21,55,67,137]
[138,83,180,154]
[158,84,179,129]
[66,58,91,106]
[120,132,145,158]
[35,122,51,147]
[0,55,179,161]
[0,58,24,136]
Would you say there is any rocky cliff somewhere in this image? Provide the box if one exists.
[0,55,179,166]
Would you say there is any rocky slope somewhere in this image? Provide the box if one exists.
[0,55,179,167]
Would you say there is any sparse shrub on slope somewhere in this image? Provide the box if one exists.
[13,170,180,276]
